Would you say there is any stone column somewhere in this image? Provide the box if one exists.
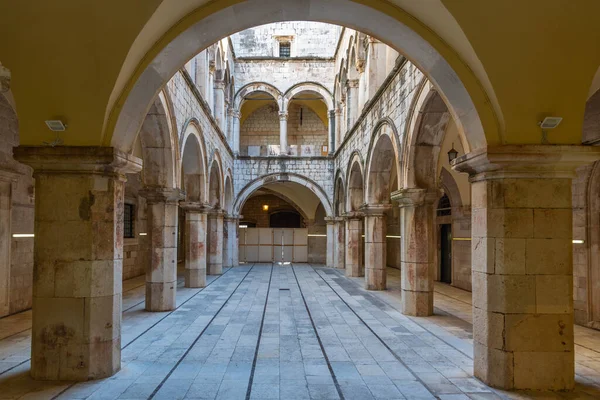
[14,146,142,381]
[347,79,360,128]
[335,106,343,148]
[345,212,363,277]
[231,110,241,155]
[334,217,345,270]
[328,110,336,155]
[223,214,239,268]
[362,205,389,290]
[180,202,209,288]
[214,80,225,130]
[453,145,600,390]
[207,209,224,275]
[279,111,288,155]
[141,188,183,312]
[325,217,335,268]
[392,188,437,316]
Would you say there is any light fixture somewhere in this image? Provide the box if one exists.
[539,117,563,130]
[573,239,585,244]
[139,232,147,236]
[12,233,34,238]
[447,143,459,163]
[45,120,67,132]
[239,225,248,229]
[538,117,563,144]
[262,204,269,211]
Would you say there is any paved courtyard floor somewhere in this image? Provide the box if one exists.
[0,264,598,399]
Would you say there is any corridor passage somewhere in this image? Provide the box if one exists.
[0,265,598,399]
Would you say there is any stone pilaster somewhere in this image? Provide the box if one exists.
[325,217,335,268]
[345,213,363,277]
[208,209,224,275]
[180,202,209,288]
[140,187,184,312]
[279,111,288,155]
[328,110,336,155]
[334,217,346,270]
[13,146,142,381]
[223,214,240,268]
[391,188,437,316]
[362,205,390,290]
[453,145,600,390]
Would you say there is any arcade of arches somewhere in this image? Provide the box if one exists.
[2,3,600,399]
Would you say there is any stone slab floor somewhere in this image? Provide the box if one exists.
[0,265,598,399]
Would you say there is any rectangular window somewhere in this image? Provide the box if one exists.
[279,42,291,57]
[124,203,135,238]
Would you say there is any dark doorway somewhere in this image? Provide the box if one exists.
[269,211,302,228]
[440,224,452,284]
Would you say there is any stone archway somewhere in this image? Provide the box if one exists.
[108,0,495,157]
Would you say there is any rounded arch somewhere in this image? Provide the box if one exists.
[179,118,208,200]
[402,80,452,190]
[365,119,401,204]
[439,167,463,211]
[233,173,333,218]
[345,152,365,212]
[333,170,346,217]
[107,0,496,155]
[207,151,224,208]
[224,171,234,214]
[138,90,179,189]
[180,129,206,203]
[283,82,334,111]
[234,82,283,111]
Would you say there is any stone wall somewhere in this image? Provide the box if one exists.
[231,22,341,58]
[235,59,335,94]
[167,71,235,181]
[234,157,335,209]
[123,173,150,280]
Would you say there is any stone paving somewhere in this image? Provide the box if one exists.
[0,265,598,399]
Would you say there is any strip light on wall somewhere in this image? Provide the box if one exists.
[307,234,326,237]
[239,225,248,229]
[139,233,147,236]
[386,235,401,239]
[12,234,34,238]
[453,237,471,241]
[573,239,585,244]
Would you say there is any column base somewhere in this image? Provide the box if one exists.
[345,264,363,278]
[145,282,176,311]
[208,263,222,275]
[365,268,386,290]
[401,290,433,316]
[31,295,121,381]
[185,268,206,288]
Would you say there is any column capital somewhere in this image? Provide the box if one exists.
[228,109,241,119]
[452,145,600,181]
[214,79,225,90]
[140,187,185,204]
[391,188,438,208]
[278,111,289,121]
[208,208,225,217]
[343,211,364,220]
[328,109,336,119]
[346,79,360,89]
[179,201,211,213]
[13,146,142,178]
[360,204,391,216]
[224,214,241,222]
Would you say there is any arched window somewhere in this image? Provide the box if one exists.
[437,194,451,216]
